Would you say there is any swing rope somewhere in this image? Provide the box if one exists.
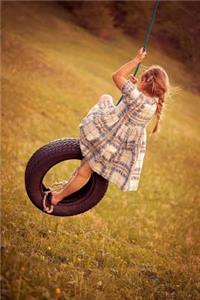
[116,0,161,105]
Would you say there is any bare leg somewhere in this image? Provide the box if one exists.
[51,158,93,205]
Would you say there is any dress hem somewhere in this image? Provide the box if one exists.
[82,154,139,192]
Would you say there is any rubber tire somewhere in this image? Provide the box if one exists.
[24,138,109,217]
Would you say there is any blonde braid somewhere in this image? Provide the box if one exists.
[140,65,169,135]
[152,93,165,134]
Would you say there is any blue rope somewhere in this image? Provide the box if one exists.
[116,0,160,105]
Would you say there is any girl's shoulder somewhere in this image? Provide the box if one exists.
[121,79,157,105]
[121,79,141,99]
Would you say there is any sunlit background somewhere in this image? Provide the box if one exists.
[1,1,200,299]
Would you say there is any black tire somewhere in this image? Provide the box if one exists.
[24,138,109,217]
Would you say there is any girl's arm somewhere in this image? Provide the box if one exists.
[112,47,147,90]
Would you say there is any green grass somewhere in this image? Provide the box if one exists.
[1,2,200,300]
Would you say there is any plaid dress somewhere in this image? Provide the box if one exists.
[79,79,158,191]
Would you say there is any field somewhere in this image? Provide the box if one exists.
[1,2,200,300]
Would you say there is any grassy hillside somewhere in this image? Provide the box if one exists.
[1,2,200,300]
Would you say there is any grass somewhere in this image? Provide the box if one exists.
[1,1,200,300]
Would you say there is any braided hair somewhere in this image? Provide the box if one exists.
[140,65,169,134]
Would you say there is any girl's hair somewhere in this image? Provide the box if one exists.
[140,65,170,134]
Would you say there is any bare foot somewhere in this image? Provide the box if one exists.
[51,191,62,206]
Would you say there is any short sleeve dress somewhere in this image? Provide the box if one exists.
[79,79,158,191]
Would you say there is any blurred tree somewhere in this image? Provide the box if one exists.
[112,1,152,37]
[58,1,114,40]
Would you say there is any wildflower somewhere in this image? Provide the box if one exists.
[97,281,103,289]
[55,288,61,294]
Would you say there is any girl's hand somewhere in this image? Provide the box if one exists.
[128,74,138,84]
[135,47,147,63]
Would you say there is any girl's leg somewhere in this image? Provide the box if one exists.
[51,158,93,205]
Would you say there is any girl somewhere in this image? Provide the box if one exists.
[43,47,170,214]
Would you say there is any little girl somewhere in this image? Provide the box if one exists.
[43,47,170,213]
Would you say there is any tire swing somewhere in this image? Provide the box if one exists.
[24,0,160,217]
[25,138,109,217]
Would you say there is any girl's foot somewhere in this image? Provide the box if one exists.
[42,190,62,214]
[42,180,69,213]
